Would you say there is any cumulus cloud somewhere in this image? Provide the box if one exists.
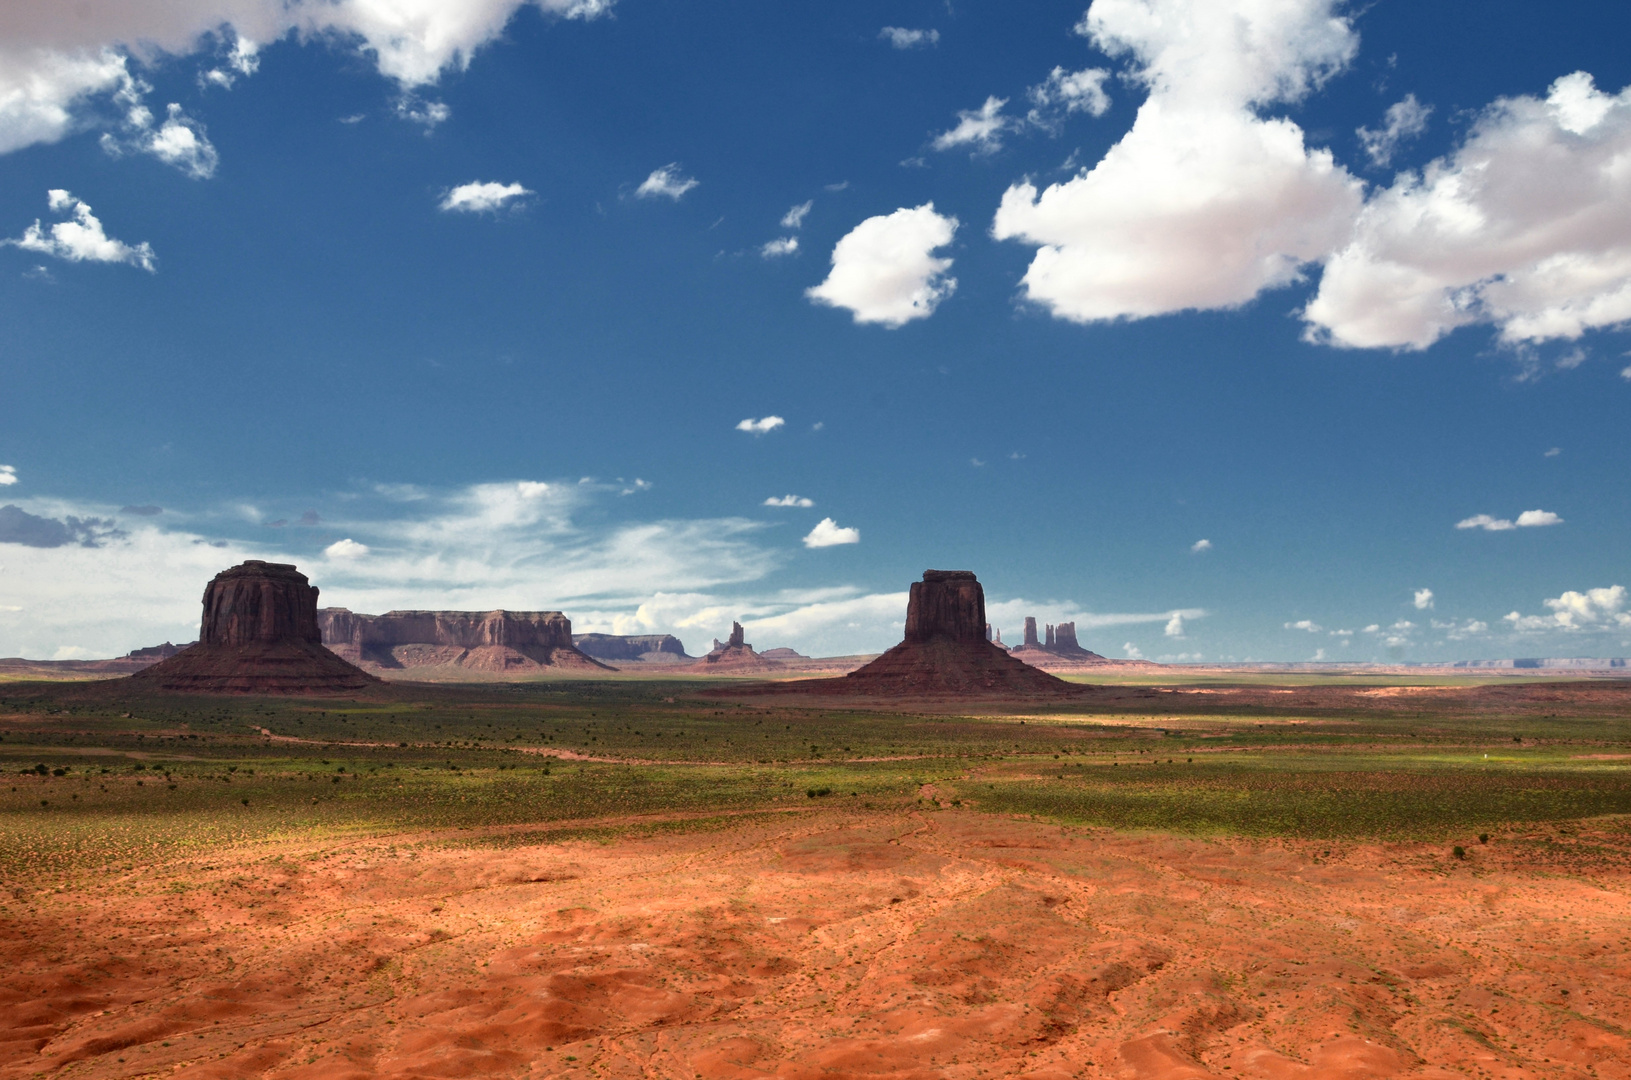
[880,27,939,49]
[1356,93,1431,167]
[761,237,799,258]
[0,466,15,486]
[1190,538,1212,553]
[99,86,220,178]
[1027,66,1112,128]
[1432,618,1488,641]
[1413,587,1434,610]
[1456,509,1563,531]
[6,190,155,272]
[1164,612,1187,638]
[1506,584,1631,633]
[1306,72,1631,350]
[0,0,615,157]
[807,203,958,327]
[324,538,369,559]
[635,164,698,200]
[1284,619,1321,633]
[1122,642,1145,659]
[781,201,813,230]
[1622,365,1631,380]
[764,495,814,508]
[993,0,1362,324]
[932,96,1012,153]
[803,518,859,548]
[201,34,260,90]
[439,180,532,213]
[736,416,785,435]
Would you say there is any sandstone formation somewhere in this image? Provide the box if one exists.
[131,561,377,693]
[701,622,781,672]
[1009,615,1130,668]
[573,633,693,665]
[732,571,1079,698]
[319,609,607,675]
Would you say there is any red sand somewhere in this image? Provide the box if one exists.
[3,811,1628,1080]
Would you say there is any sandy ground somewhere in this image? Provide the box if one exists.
[3,810,1628,1080]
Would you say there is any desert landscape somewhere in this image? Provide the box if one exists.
[2,564,1629,1079]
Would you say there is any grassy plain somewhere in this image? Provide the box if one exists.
[4,673,1630,878]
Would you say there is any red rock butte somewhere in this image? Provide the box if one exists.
[730,570,1081,699]
[130,561,377,693]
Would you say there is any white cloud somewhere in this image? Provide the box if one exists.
[6,190,155,272]
[635,164,698,200]
[736,416,785,435]
[324,538,369,559]
[0,466,15,486]
[201,34,260,89]
[1456,513,1516,532]
[396,96,451,129]
[1190,538,1212,553]
[1164,612,1186,638]
[1457,509,1563,531]
[1622,365,1631,380]
[1432,618,1488,641]
[803,518,860,548]
[1122,642,1145,659]
[764,495,813,508]
[141,104,218,177]
[1285,619,1321,633]
[761,237,799,258]
[0,1,615,159]
[1545,447,1562,457]
[1356,93,1431,167]
[1306,72,1631,350]
[781,201,813,230]
[1027,66,1112,127]
[807,203,958,327]
[880,27,939,50]
[1413,587,1434,610]
[439,180,532,213]
[994,0,1362,324]
[1329,628,1352,637]
[1361,623,1380,634]
[932,96,1012,153]
[1506,584,1631,633]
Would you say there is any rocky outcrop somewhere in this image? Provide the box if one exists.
[702,622,781,671]
[131,562,377,693]
[573,633,693,664]
[730,571,1080,698]
[1008,615,1146,668]
[319,609,607,675]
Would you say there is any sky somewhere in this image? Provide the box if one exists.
[1,0,1629,664]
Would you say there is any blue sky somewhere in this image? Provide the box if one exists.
[1,0,1629,663]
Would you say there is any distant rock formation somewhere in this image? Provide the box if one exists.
[759,647,809,660]
[573,633,693,664]
[126,641,192,661]
[701,622,781,671]
[319,609,607,674]
[131,561,377,693]
[730,571,1080,698]
[985,623,1009,651]
[1009,615,1129,667]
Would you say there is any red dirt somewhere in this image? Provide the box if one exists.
[3,811,1627,1080]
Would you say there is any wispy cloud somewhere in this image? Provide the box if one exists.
[736,416,785,435]
[6,190,155,272]
[635,164,698,200]
[879,27,939,49]
[764,495,813,508]
[761,236,798,258]
[932,96,1011,153]
[1356,93,1431,166]
[1456,509,1563,531]
[781,201,813,229]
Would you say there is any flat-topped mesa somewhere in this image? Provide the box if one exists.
[202,561,322,646]
[131,562,376,693]
[318,609,606,674]
[718,570,1081,699]
[573,633,692,664]
[904,570,987,644]
[1009,616,1115,665]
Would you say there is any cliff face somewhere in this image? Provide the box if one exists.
[702,621,780,671]
[318,609,607,675]
[573,633,692,664]
[904,571,987,644]
[131,562,376,693]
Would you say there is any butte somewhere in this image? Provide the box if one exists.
[130,561,377,693]
[721,570,1082,700]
